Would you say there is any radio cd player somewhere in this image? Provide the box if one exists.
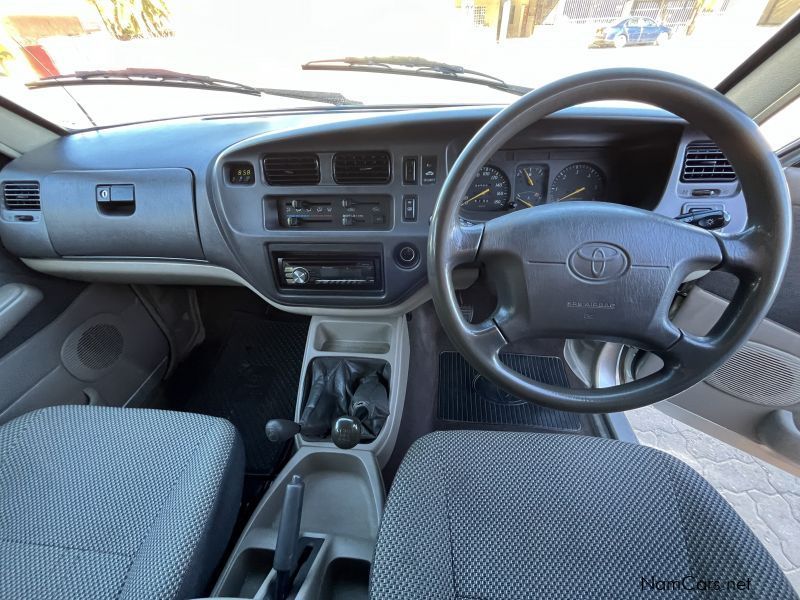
[276,255,381,291]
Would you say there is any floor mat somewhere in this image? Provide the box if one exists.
[437,351,581,432]
[166,314,308,475]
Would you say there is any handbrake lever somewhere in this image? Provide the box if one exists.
[271,475,305,600]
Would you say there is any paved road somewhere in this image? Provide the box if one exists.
[627,406,800,592]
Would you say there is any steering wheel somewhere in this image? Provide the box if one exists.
[429,69,791,413]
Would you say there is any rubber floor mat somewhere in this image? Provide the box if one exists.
[167,314,308,475]
[437,352,581,431]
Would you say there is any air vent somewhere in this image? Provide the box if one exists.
[3,181,41,210]
[333,152,391,184]
[681,141,736,182]
[263,154,320,186]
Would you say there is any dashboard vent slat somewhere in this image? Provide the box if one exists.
[263,154,320,186]
[333,151,391,184]
[681,141,736,182]
[3,181,41,210]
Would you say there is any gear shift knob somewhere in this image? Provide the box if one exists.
[265,419,301,443]
[331,416,362,449]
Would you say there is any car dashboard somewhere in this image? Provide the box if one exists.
[0,104,745,314]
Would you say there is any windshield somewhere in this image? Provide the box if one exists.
[0,0,797,129]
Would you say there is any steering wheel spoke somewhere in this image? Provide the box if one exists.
[464,320,508,361]
[441,221,485,269]
[657,328,718,370]
[713,227,770,282]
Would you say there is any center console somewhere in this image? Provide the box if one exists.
[211,135,450,310]
[210,315,409,599]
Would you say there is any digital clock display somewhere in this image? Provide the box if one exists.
[228,162,255,185]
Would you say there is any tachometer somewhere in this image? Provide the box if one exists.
[550,162,605,202]
[461,165,510,212]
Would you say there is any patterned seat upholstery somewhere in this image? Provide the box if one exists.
[0,405,244,599]
[370,430,797,600]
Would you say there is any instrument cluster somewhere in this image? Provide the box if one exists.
[460,156,608,220]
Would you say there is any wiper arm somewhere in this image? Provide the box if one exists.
[27,68,361,106]
[302,56,530,96]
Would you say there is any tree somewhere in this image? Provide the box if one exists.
[0,43,13,76]
[88,0,173,41]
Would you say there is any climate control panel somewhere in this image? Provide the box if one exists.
[271,195,392,230]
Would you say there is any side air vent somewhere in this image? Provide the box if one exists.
[3,181,41,210]
[333,151,391,184]
[680,141,736,182]
[263,154,320,186]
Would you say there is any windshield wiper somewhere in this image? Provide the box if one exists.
[27,68,361,106]
[302,56,530,96]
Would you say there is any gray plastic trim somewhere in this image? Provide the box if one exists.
[656,400,800,477]
[294,315,409,466]
[0,283,43,340]
[21,257,478,317]
[728,34,800,124]
[0,105,59,155]
[602,412,639,444]
[44,168,203,259]
[211,447,384,600]
[757,409,800,464]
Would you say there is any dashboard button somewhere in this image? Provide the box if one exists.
[403,156,418,184]
[421,156,437,184]
[402,194,417,222]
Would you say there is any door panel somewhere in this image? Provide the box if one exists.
[640,20,659,43]
[624,19,643,44]
[0,283,169,423]
[0,239,86,358]
[644,166,800,475]
[0,241,171,421]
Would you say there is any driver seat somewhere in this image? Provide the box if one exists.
[369,431,797,599]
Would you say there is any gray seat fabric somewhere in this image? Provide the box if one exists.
[0,405,244,600]
[370,430,798,600]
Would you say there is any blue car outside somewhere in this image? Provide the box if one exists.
[591,17,672,48]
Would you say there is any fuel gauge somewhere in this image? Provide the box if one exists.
[514,164,548,208]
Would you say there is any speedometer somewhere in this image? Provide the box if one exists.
[461,165,510,212]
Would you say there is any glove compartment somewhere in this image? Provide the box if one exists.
[43,168,203,259]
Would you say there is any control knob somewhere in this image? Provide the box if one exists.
[290,267,310,284]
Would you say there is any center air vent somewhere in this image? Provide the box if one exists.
[681,141,736,182]
[263,154,320,186]
[333,152,391,184]
[3,181,41,210]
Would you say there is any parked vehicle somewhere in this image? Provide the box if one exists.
[591,17,672,48]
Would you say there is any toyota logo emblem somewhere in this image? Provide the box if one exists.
[568,242,629,282]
